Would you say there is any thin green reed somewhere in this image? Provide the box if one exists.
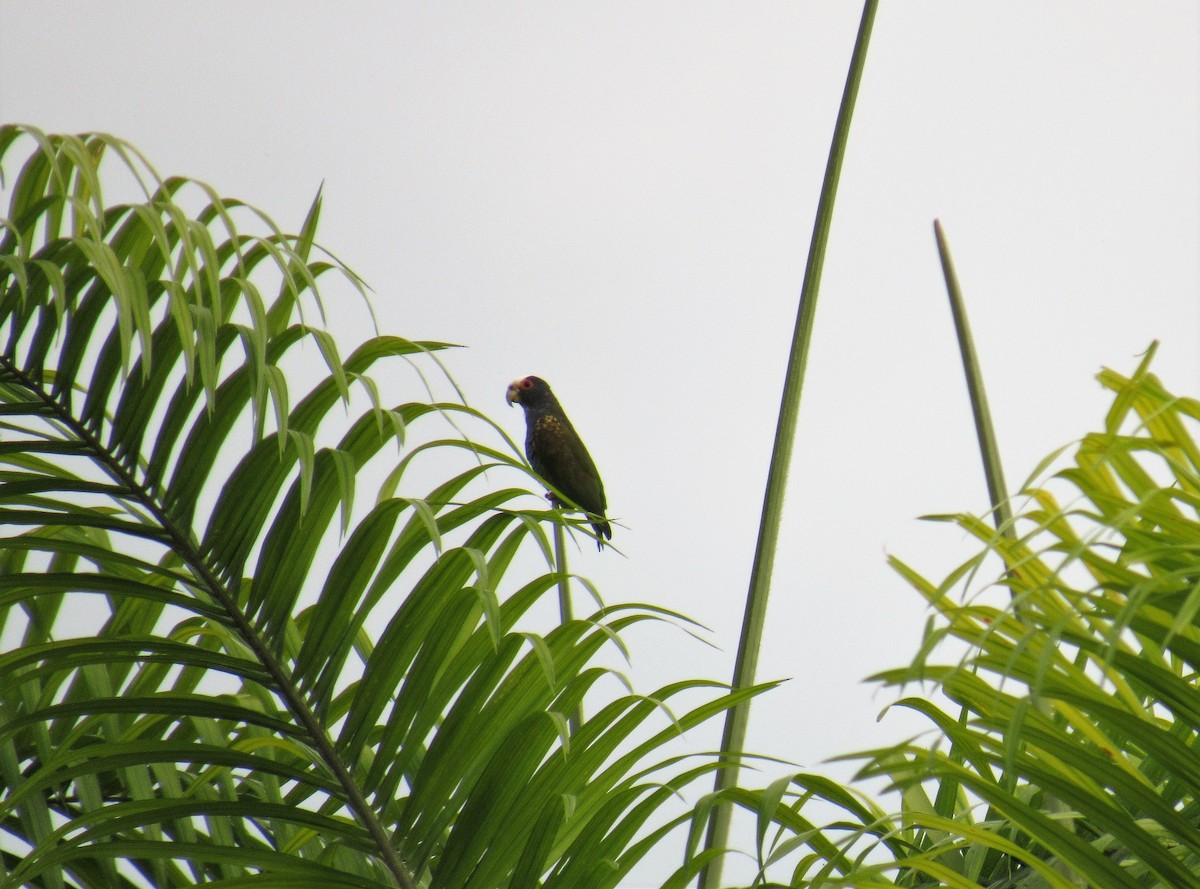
[698,4,879,886]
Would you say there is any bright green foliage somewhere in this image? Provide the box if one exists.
[736,348,1200,888]
[0,126,819,889]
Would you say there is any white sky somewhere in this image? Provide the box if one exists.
[3,2,1199,884]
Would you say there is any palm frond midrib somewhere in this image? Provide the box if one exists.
[0,331,417,888]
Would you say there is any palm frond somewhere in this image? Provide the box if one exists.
[0,125,783,889]
[847,348,1200,888]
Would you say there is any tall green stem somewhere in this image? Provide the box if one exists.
[698,4,878,886]
[554,519,582,732]
[934,220,1013,535]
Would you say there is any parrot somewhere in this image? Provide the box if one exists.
[506,375,611,548]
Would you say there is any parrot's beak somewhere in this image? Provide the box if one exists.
[505,383,520,406]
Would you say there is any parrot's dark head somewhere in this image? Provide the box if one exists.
[506,376,556,411]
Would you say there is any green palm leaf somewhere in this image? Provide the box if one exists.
[0,125,786,889]
[843,347,1200,888]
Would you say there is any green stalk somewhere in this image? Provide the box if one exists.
[554,518,582,732]
[934,220,1013,535]
[698,4,879,886]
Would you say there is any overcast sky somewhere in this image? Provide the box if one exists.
[3,2,1198,884]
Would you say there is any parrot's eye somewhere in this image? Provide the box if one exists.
[521,378,533,389]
